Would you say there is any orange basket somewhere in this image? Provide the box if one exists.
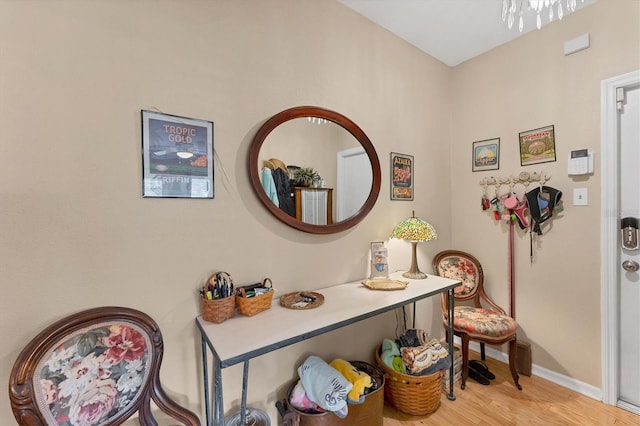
[375,344,442,416]
[236,278,273,317]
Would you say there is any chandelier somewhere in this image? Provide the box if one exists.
[502,0,585,32]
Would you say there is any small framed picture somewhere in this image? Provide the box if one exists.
[370,241,388,279]
[472,138,500,172]
[141,110,214,198]
[390,152,413,201]
[519,125,556,166]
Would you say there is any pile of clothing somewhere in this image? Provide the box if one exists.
[289,355,378,418]
[261,158,295,218]
[380,329,451,376]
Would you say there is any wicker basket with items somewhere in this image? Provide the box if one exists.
[375,329,450,416]
[235,277,274,316]
[200,271,235,324]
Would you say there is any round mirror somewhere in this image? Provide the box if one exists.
[248,106,381,234]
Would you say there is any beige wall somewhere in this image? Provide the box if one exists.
[0,0,452,421]
[450,0,640,389]
[1,0,638,422]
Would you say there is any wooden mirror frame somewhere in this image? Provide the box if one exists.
[248,106,381,234]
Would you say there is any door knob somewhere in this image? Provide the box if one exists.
[622,260,639,272]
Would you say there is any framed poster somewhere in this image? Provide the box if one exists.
[390,152,413,201]
[141,110,214,198]
[472,138,500,172]
[519,125,556,166]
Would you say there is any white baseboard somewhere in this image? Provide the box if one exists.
[465,341,603,402]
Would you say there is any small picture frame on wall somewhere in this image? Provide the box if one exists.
[390,152,413,201]
[472,138,500,172]
[519,125,556,166]
[141,110,214,198]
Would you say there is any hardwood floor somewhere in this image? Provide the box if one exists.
[382,354,639,425]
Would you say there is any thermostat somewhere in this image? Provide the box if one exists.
[568,149,594,176]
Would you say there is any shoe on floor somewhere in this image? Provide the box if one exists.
[468,364,490,385]
[469,359,496,380]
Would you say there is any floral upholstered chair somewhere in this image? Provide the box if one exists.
[9,306,200,425]
[433,250,521,390]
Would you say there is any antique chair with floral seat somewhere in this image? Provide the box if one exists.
[433,250,521,391]
[9,306,200,425]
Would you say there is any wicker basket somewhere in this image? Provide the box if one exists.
[236,278,273,317]
[201,295,235,323]
[375,344,442,416]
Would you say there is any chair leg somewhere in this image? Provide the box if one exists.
[480,342,486,360]
[460,334,470,390]
[508,339,522,390]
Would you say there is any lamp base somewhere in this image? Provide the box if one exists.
[402,270,428,280]
[403,241,428,280]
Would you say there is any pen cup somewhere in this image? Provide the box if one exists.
[201,295,235,324]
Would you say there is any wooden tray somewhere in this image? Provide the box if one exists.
[280,291,324,310]
[362,279,409,291]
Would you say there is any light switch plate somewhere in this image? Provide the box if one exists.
[573,188,588,206]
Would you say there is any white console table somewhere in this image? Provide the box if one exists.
[195,272,460,425]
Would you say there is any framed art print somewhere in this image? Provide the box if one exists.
[390,152,413,201]
[472,138,500,172]
[141,110,214,198]
[519,125,556,166]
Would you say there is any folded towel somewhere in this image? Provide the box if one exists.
[392,356,405,374]
[401,338,450,375]
[381,338,400,367]
[397,329,429,347]
[414,353,452,376]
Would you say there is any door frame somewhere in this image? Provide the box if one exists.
[336,146,367,222]
[600,69,640,407]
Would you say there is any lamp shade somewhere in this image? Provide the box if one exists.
[391,211,437,279]
[391,212,438,242]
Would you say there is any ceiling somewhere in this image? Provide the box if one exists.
[337,0,598,67]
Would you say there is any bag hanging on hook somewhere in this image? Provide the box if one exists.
[525,186,563,235]
[525,186,563,262]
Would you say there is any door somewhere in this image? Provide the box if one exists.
[618,84,640,412]
[336,147,372,222]
[601,70,640,415]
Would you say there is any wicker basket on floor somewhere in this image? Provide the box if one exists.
[375,344,442,416]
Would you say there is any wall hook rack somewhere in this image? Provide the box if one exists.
[480,171,551,197]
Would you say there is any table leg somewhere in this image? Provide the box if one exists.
[214,359,224,425]
[240,361,249,425]
[412,301,416,328]
[446,288,456,401]
[201,337,211,426]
